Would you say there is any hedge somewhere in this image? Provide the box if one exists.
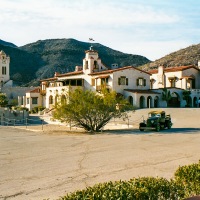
[59,161,200,200]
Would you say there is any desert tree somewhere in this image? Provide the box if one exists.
[0,93,8,107]
[53,88,135,132]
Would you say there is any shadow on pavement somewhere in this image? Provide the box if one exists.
[105,128,200,135]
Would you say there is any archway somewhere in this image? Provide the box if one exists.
[147,96,153,108]
[154,96,159,108]
[188,96,192,107]
[139,96,145,108]
[193,97,198,107]
[128,96,133,105]
[168,92,180,107]
[55,95,59,106]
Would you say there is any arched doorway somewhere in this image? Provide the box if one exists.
[128,96,133,105]
[193,97,198,107]
[168,92,180,107]
[140,96,145,108]
[188,96,192,107]
[147,96,153,108]
[154,96,159,108]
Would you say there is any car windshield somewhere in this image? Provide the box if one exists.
[149,113,161,117]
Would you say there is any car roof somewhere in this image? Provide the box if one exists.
[148,111,165,114]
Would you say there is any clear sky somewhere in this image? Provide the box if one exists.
[0,0,199,61]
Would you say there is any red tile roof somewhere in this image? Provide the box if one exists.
[40,77,57,82]
[29,88,40,93]
[149,65,199,74]
[57,71,84,77]
[89,66,151,76]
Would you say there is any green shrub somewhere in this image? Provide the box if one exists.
[174,160,200,197]
[59,161,200,200]
[31,106,45,114]
[59,177,185,200]
[12,106,29,111]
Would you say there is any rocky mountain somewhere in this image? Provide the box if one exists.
[0,38,150,86]
[140,44,200,71]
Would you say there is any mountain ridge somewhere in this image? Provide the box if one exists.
[1,38,150,86]
[140,43,200,71]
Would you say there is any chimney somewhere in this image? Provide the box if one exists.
[54,72,60,77]
[158,65,164,75]
[111,63,118,69]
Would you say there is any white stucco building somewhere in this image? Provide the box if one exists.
[149,65,200,107]
[22,47,200,111]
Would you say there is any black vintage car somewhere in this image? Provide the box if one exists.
[139,111,172,132]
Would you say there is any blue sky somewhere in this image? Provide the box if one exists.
[0,0,200,60]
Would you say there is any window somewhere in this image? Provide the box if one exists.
[118,76,128,85]
[2,66,6,75]
[101,78,109,85]
[32,97,38,105]
[94,61,98,69]
[85,61,88,69]
[27,98,30,104]
[136,78,146,86]
[91,78,95,86]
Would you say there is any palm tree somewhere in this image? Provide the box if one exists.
[182,90,191,107]
[162,88,172,107]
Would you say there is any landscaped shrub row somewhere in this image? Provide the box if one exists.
[59,161,200,200]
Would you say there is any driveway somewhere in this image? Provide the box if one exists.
[0,108,200,200]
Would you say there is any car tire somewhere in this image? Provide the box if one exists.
[167,121,172,129]
[139,127,144,131]
[156,124,160,132]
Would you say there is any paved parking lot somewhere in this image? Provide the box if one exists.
[0,108,200,200]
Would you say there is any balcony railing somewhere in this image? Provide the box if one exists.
[96,85,111,91]
[187,89,200,95]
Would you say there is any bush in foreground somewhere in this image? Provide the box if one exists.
[59,161,200,200]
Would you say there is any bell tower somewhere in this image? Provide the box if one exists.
[83,46,108,74]
[0,50,10,87]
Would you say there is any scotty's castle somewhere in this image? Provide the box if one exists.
[1,47,200,110]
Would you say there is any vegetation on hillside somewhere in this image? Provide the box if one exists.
[0,39,17,48]
[140,44,200,71]
[0,39,150,86]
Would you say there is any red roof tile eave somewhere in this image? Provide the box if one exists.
[89,66,151,76]
[40,71,84,81]
[40,77,57,82]
[57,71,84,77]
[148,65,199,74]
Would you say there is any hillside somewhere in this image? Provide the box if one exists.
[20,38,150,85]
[140,44,200,71]
[0,39,17,48]
[0,38,150,86]
[0,44,44,85]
